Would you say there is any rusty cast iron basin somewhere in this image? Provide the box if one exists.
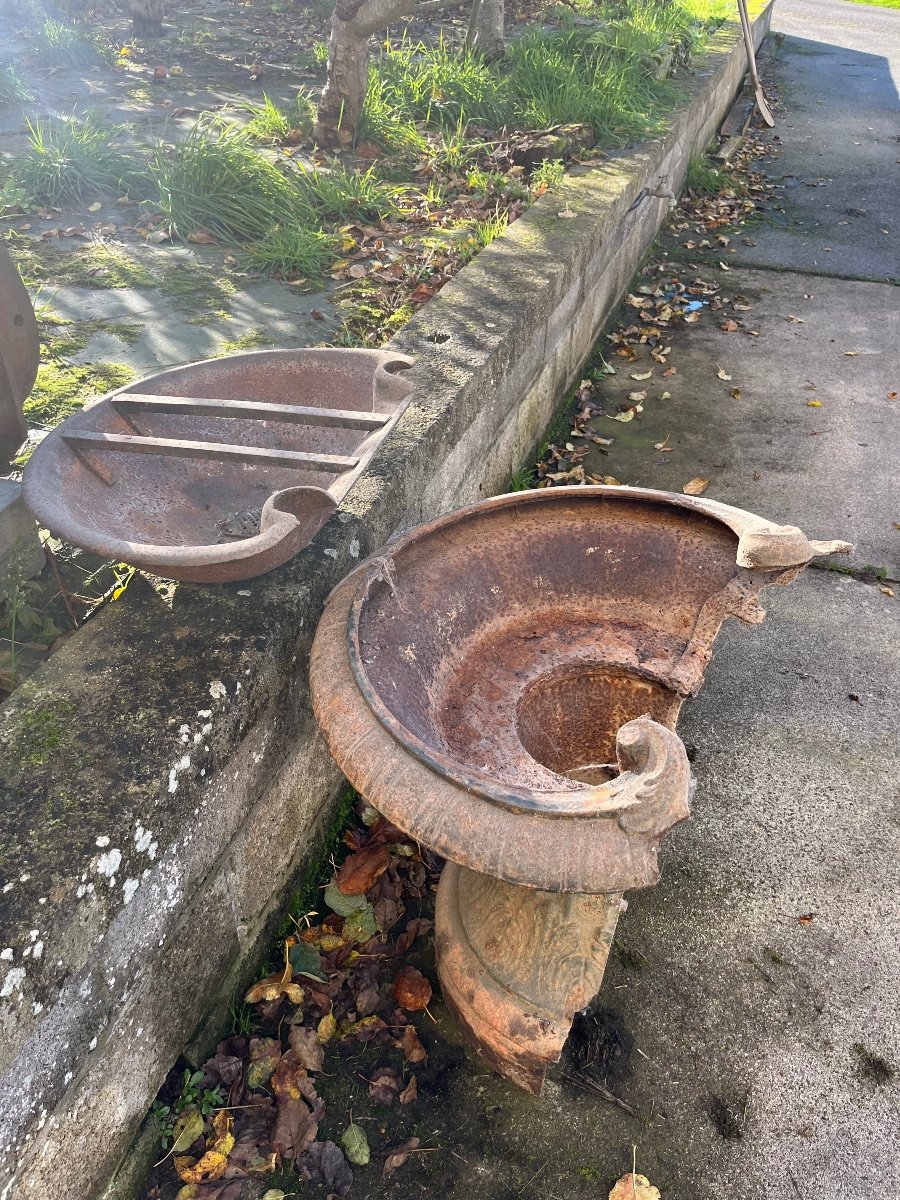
[22,348,414,583]
[310,486,849,1092]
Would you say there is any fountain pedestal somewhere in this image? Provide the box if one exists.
[310,486,849,1091]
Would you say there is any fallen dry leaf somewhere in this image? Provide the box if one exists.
[334,843,391,896]
[610,410,635,423]
[630,371,652,380]
[393,966,432,1011]
[627,390,647,403]
[400,1075,418,1104]
[843,350,858,356]
[401,1023,428,1063]
[245,958,304,1006]
[797,912,816,925]
[383,1136,420,1178]
[720,319,739,332]
[806,400,823,407]
[683,477,710,496]
[609,1172,661,1200]
[368,1066,402,1105]
[730,388,742,400]
[879,586,895,597]
[717,367,732,380]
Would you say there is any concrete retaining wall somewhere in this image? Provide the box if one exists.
[0,7,772,1197]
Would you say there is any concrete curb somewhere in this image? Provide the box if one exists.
[0,8,773,1197]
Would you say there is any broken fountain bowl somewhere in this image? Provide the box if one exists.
[310,486,850,1093]
[22,348,414,583]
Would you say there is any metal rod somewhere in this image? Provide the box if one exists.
[62,431,359,473]
[112,395,389,430]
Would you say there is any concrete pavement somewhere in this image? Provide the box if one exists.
[373,8,900,1200]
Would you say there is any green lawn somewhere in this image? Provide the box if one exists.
[843,0,900,9]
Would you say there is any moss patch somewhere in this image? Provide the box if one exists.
[9,699,77,772]
[157,262,237,319]
[215,328,276,355]
[6,235,157,289]
[26,360,136,426]
[42,316,143,358]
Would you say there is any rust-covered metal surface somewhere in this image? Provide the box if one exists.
[0,244,36,467]
[22,348,414,582]
[310,486,850,1092]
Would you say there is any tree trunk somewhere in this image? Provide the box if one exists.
[130,0,165,39]
[316,5,372,147]
[467,0,504,60]
[315,0,432,147]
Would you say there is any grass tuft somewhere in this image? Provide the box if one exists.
[244,91,316,143]
[15,115,139,206]
[241,225,334,279]
[0,65,32,105]
[685,153,739,197]
[32,17,108,67]
[296,162,404,224]
[150,117,314,241]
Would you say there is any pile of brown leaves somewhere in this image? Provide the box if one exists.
[146,804,443,1200]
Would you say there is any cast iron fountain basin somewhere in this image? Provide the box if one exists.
[22,347,414,583]
[310,486,849,1091]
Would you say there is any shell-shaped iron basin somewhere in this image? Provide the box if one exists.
[310,485,850,894]
[22,348,415,583]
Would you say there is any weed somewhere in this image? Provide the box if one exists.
[150,117,314,242]
[531,157,565,194]
[31,17,109,67]
[244,90,316,143]
[151,1068,223,1149]
[376,36,508,130]
[509,466,534,491]
[229,995,255,1037]
[685,153,729,197]
[456,206,508,264]
[240,225,334,279]
[15,116,140,206]
[0,177,34,214]
[0,65,32,105]
[359,73,428,155]
[0,565,60,692]
[296,162,403,224]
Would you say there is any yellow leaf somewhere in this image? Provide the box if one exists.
[610,410,635,423]
[210,1110,234,1157]
[609,1172,661,1200]
[880,586,895,597]
[806,400,823,407]
[683,477,710,496]
[176,1150,228,1185]
[318,1012,337,1042]
[170,1111,205,1156]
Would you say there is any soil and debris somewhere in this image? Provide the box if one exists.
[142,799,446,1200]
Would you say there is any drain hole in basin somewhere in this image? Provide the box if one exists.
[516,665,679,784]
